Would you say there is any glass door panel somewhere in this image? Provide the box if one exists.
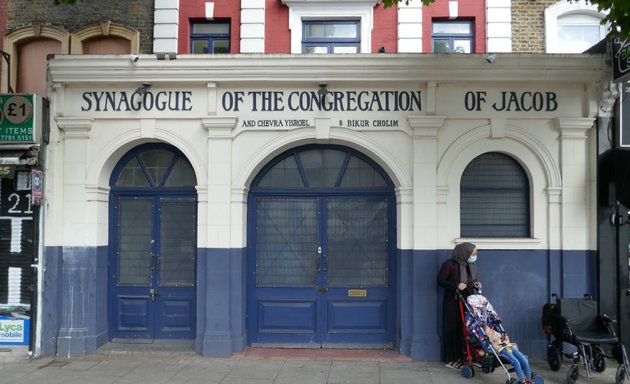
[159,199,196,287]
[117,198,153,286]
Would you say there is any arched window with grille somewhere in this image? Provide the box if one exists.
[460,152,530,238]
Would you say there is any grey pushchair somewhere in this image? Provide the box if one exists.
[542,294,630,384]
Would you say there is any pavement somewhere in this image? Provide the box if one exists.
[0,343,623,384]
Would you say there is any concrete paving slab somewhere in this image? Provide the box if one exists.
[274,360,331,384]
[226,359,286,381]
[327,361,380,384]
[379,361,432,384]
[0,346,623,384]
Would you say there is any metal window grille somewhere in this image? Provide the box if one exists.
[460,152,530,237]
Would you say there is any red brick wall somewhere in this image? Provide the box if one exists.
[178,0,241,53]
[266,0,290,53]
[422,0,486,53]
[372,3,397,53]
[0,0,7,51]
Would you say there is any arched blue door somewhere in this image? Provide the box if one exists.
[247,145,396,347]
[108,144,197,340]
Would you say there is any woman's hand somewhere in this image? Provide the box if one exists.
[457,283,467,291]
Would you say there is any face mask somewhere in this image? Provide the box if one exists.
[468,255,477,264]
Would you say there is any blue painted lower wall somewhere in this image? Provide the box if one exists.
[195,247,247,357]
[41,246,108,357]
[397,248,597,361]
[40,245,595,360]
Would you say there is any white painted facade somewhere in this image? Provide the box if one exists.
[46,53,601,253]
[43,53,604,358]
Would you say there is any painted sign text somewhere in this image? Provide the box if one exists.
[464,91,558,112]
[81,91,193,112]
[222,90,422,112]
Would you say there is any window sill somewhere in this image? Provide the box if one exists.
[455,237,542,249]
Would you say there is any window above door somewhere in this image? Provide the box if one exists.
[302,20,361,53]
[111,145,197,188]
[190,21,231,54]
[282,0,377,54]
[432,20,474,53]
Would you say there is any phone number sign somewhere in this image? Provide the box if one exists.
[0,94,35,142]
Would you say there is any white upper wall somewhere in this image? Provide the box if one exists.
[241,0,265,53]
[486,0,511,52]
[46,54,603,251]
[397,0,422,53]
[153,0,179,53]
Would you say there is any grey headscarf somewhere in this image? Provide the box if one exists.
[452,242,477,284]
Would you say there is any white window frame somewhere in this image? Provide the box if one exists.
[282,0,377,54]
[544,1,607,53]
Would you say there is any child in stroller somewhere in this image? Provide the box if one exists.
[460,292,543,384]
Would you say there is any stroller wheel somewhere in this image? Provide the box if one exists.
[461,364,475,379]
[567,365,579,384]
[532,374,545,384]
[593,347,607,373]
[616,365,627,384]
[547,344,562,372]
[482,364,494,374]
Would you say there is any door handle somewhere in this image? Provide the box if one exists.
[149,288,160,302]
[317,287,328,293]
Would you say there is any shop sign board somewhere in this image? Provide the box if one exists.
[613,37,630,83]
[621,82,630,147]
[0,94,43,144]
[32,169,43,205]
[0,316,29,345]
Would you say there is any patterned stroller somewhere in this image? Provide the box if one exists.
[542,294,630,384]
[458,291,544,384]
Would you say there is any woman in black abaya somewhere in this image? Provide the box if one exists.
[437,242,482,369]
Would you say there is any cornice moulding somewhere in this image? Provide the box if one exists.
[47,53,606,85]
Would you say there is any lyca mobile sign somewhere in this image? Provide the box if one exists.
[0,316,29,345]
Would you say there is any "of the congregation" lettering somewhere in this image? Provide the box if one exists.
[222,90,422,112]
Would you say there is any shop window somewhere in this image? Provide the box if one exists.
[545,2,607,53]
[432,20,473,53]
[190,21,230,54]
[302,20,360,54]
[460,152,530,238]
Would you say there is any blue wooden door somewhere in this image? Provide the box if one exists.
[322,197,392,346]
[109,144,197,340]
[248,146,395,347]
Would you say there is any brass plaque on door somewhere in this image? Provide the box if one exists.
[348,289,367,297]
